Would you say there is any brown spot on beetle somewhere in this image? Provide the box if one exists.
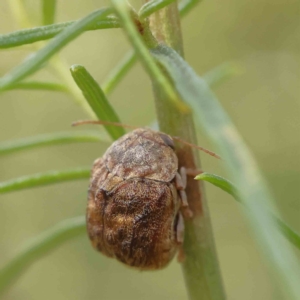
[87,128,191,270]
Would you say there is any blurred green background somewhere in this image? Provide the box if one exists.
[0,0,299,299]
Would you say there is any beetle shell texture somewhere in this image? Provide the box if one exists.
[87,128,183,270]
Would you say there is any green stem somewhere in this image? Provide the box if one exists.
[147,2,226,300]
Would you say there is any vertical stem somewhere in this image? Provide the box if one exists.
[147,2,226,300]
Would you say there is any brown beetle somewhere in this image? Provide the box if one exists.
[87,127,190,270]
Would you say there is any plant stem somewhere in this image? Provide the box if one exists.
[147,2,226,300]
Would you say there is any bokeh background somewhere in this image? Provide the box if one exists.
[0,0,299,299]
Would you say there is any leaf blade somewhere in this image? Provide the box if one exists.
[2,81,68,92]
[0,131,109,156]
[139,0,176,19]
[110,0,188,113]
[70,65,125,140]
[0,8,113,90]
[0,17,120,49]
[0,168,90,194]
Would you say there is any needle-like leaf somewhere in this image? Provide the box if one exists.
[1,81,68,92]
[70,65,125,140]
[110,0,188,113]
[0,8,113,90]
[0,17,120,49]
[139,0,177,19]
[0,131,109,156]
[0,168,90,194]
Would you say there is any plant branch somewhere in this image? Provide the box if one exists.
[146,2,226,300]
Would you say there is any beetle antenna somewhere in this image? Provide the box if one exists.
[172,136,221,159]
[72,120,220,159]
[72,120,138,130]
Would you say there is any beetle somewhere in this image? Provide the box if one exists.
[87,128,189,270]
[73,120,219,270]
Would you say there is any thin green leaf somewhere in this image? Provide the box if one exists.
[102,50,137,94]
[0,168,90,194]
[70,65,125,140]
[203,62,243,89]
[0,216,85,295]
[2,81,68,92]
[0,131,110,156]
[139,0,176,19]
[42,0,56,25]
[0,17,120,49]
[0,8,112,90]
[179,0,202,17]
[150,44,300,299]
[196,172,300,250]
[110,0,188,113]
[98,0,200,96]
[195,172,238,197]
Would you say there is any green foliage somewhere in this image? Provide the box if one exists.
[0,17,120,49]
[0,168,90,194]
[0,8,112,89]
[0,0,299,299]
[70,65,125,140]
[139,0,177,19]
[0,131,109,155]
[1,81,68,92]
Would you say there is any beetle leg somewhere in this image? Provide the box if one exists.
[176,213,186,262]
[175,171,185,190]
[176,212,184,244]
[175,170,193,218]
[179,166,187,188]
[175,172,188,207]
